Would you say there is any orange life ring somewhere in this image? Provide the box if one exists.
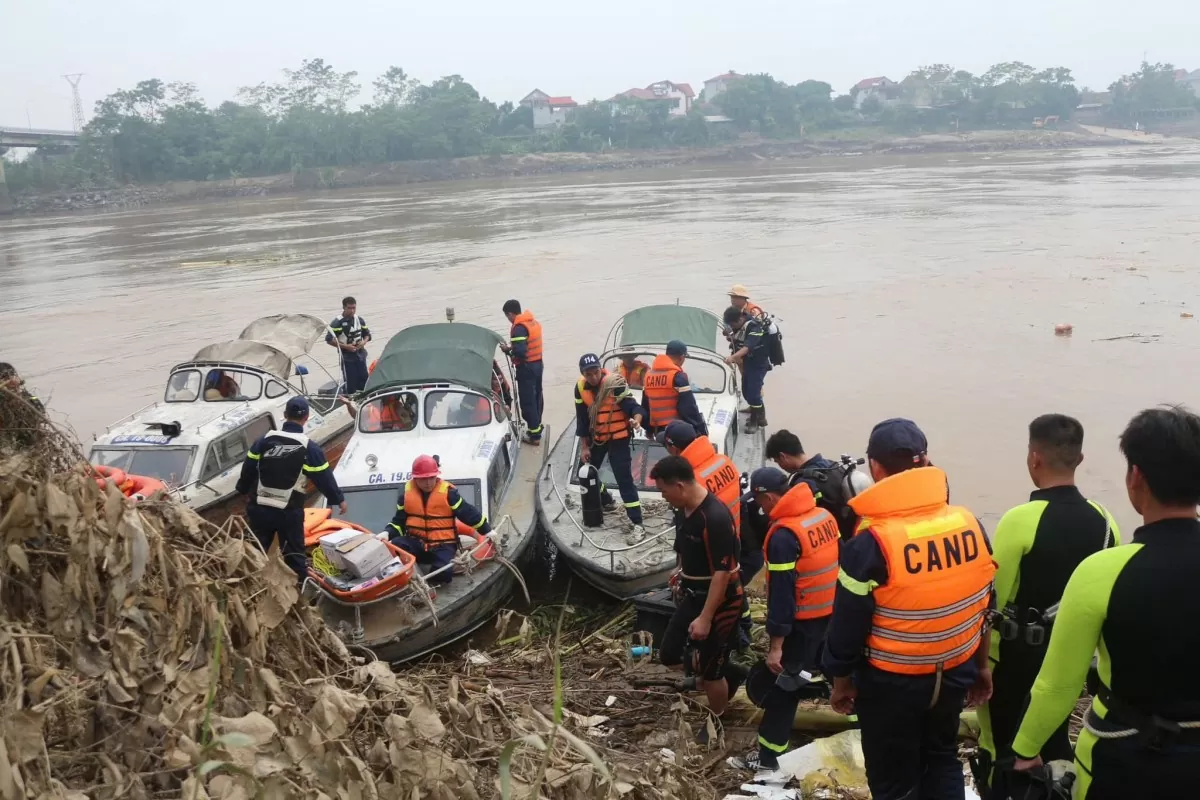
[304,510,373,548]
[458,525,495,561]
[93,465,127,488]
[125,475,168,499]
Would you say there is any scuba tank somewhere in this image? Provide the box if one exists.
[578,463,604,528]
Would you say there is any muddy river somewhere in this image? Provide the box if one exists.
[4,142,1200,536]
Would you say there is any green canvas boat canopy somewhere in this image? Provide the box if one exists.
[365,323,503,395]
[617,305,721,353]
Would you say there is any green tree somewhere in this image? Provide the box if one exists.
[1109,62,1197,120]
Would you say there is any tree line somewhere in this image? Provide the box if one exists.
[6,59,1197,193]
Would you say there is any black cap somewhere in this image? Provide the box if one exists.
[578,353,601,372]
[657,421,697,449]
[666,339,688,357]
[867,418,928,461]
[285,395,310,418]
[746,466,790,497]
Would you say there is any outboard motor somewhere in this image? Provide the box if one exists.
[578,463,604,527]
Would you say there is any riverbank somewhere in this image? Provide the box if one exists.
[9,127,1138,215]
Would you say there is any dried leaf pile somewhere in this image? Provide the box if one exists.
[0,389,721,799]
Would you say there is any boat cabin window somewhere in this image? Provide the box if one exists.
[425,391,492,429]
[576,440,670,493]
[165,370,202,402]
[203,369,263,402]
[200,414,274,481]
[602,354,726,394]
[331,479,483,534]
[265,380,289,399]
[358,392,418,433]
[90,446,195,488]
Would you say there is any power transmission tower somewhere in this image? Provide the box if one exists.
[63,74,85,133]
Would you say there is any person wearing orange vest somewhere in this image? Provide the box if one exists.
[500,299,544,444]
[618,354,651,389]
[641,340,708,437]
[823,419,997,800]
[659,421,740,537]
[388,454,491,585]
[727,284,766,323]
[728,467,839,778]
[575,354,647,542]
[359,393,417,432]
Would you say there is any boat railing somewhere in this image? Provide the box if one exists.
[541,459,676,573]
[104,400,161,433]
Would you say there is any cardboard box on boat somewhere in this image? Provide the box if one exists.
[318,529,363,572]
[337,535,394,579]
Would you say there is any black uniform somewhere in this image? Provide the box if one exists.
[236,421,344,579]
[661,492,744,681]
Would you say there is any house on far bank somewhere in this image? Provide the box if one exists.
[519,89,579,129]
[1177,69,1200,97]
[852,76,900,110]
[703,72,742,102]
[612,81,695,116]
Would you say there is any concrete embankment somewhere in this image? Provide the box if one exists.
[9,128,1136,215]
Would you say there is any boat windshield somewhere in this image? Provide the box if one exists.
[358,392,419,433]
[602,354,726,393]
[90,447,195,489]
[165,370,202,402]
[202,369,263,402]
[574,440,670,493]
[425,390,492,429]
[332,480,482,534]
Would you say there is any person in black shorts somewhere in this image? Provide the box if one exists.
[652,454,746,725]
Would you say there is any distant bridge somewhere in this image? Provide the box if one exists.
[0,127,81,214]
[0,126,81,149]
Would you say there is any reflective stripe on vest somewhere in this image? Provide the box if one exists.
[865,505,995,675]
[683,437,741,536]
[255,429,310,509]
[403,480,458,544]
[643,355,681,427]
[577,373,629,444]
[762,489,840,620]
[511,311,543,363]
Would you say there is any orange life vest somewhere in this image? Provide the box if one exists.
[681,435,740,536]
[848,467,996,675]
[762,483,839,620]
[619,360,650,388]
[511,311,543,363]
[403,480,459,545]
[743,301,765,319]
[363,399,410,431]
[643,354,683,427]
[577,371,630,444]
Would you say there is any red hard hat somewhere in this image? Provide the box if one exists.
[412,454,440,479]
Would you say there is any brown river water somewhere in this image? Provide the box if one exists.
[4,142,1200,537]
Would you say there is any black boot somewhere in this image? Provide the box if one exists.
[757,405,768,430]
[744,408,762,433]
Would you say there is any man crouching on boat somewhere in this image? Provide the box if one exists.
[388,454,491,586]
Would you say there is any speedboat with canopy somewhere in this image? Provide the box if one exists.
[88,314,354,519]
[536,304,765,599]
[310,320,542,663]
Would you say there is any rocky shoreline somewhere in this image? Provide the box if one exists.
[10,129,1136,216]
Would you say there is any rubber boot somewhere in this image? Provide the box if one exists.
[757,405,768,430]
[744,408,762,434]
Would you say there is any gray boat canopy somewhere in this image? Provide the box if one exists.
[365,323,503,396]
[183,314,335,379]
[617,305,721,353]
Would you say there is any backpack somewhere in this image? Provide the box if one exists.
[796,460,863,539]
[763,315,785,367]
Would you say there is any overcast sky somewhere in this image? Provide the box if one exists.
[4,0,1198,130]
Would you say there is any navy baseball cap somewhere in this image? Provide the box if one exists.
[665,340,688,357]
[867,418,928,461]
[578,353,601,372]
[657,421,697,449]
[746,466,790,497]
[285,396,311,418]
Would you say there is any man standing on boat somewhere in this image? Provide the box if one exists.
[237,396,346,582]
[576,354,647,543]
[653,454,747,740]
[642,340,708,438]
[724,308,770,433]
[500,300,544,445]
[388,454,491,585]
[326,296,372,395]
[823,419,996,800]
